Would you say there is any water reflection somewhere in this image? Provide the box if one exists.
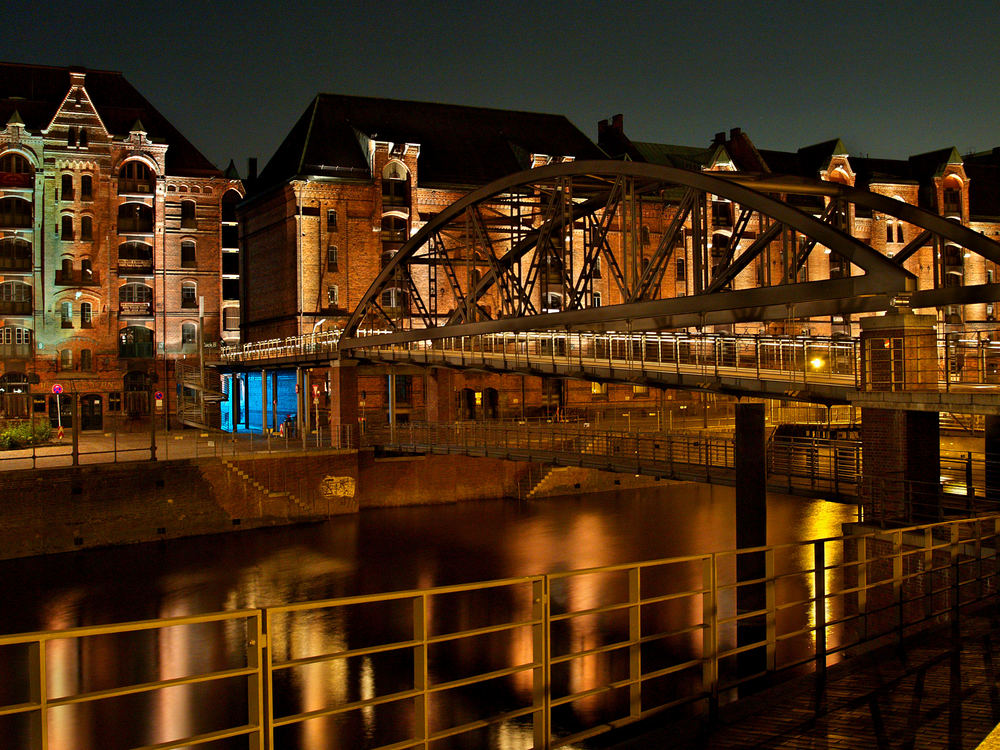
[0,483,855,749]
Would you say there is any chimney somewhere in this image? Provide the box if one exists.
[598,114,624,139]
[729,127,742,140]
[248,157,258,183]
[714,132,726,145]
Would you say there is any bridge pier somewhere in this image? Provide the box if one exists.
[859,310,941,522]
[735,402,767,683]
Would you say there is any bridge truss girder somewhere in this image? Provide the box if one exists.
[341,161,1000,350]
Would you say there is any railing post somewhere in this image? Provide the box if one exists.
[533,576,551,750]
[814,541,827,676]
[765,548,776,673]
[28,638,47,750]
[628,566,642,719]
[702,555,719,722]
[413,593,429,749]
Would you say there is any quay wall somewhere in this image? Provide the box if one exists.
[0,450,535,560]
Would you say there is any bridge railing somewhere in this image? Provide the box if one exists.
[4,515,998,749]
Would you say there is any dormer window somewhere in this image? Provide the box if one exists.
[67,127,77,148]
[79,128,88,149]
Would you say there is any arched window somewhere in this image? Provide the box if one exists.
[0,238,30,271]
[381,161,409,207]
[119,326,153,358]
[181,200,196,229]
[222,189,240,223]
[181,240,196,267]
[943,186,961,214]
[80,215,93,241]
[0,152,33,182]
[60,300,73,328]
[119,283,153,317]
[81,174,93,201]
[81,258,93,280]
[181,322,197,347]
[119,160,155,194]
[81,301,93,328]
[118,241,153,272]
[543,291,562,313]
[61,174,74,201]
[181,280,197,308]
[380,287,408,314]
[380,215,407,243]
[0,197,32,228]
[61,215,74,240]
[118,203,153,233]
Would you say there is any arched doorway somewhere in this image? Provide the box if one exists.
[80,394,103,430]
[483,387,499,420]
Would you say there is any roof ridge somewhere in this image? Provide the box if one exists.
[312,92,575,122]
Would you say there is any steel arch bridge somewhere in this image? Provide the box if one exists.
[340,160,1000,351]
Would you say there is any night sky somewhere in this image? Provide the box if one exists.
[8,1,1000,172]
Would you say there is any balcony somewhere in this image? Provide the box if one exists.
[117,258,154,275]
[0,172,33,189]
[119,342,154,359]
[119,301,153,317]
[0,342,32,360]
[0,300,31,316]
[55,269,101,286]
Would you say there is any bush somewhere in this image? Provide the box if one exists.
[0,420,52,450]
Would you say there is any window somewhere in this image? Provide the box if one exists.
[886,222,894,243]
[328,285,339,308]
[80,216,93,241]
[327,209,338,231]
[118,203,153,233]
[60,349,72,370]
[61,174,74,200]
[0,197,32,228]
[592,291,602,307]
[327,245,338,271]
[591,382,608,398]
[120,282,153,303]
[78,128,88,148]
[67,127,77,148]
[222,252,239,275]
[0,238,30,271]
[896,223,904,244]
[119,161,154,194]
[81,258,93,280]
[542,291,562,313]
[81,301,92,328]
[223,307,240,331]
[676,257,686,281]
[632,384,649,397]
[181,240,196,267]
[943,187,961,214]
[381,161,409,207]
[108,392,121,412]
[61,215,74,241]
[181,200,196,229]
[181,322,197,345]
[118,242,152,271]
[592,254,602,279]
[60,301,73,328]
[81,175,92,201]
[222,278,239,300]
[0,152,33,178]
[0,281,31,303]
[641,226,651,246]
[712,199,732,227]
[381,215,407,243]
[80,349,92,371]
[119,326,153,358]
[181,281,197,308]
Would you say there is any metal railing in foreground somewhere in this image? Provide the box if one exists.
[3,515,997,749]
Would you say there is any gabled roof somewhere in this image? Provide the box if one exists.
[254,93,606,192]
[0,62,220,177]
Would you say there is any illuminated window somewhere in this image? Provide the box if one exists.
[181,322,197,345]
[223,307,240,330]
[592,291,602,307]
[328,285,339,307]
[591,382,608,398]
[381,161,409,207]
[61,301,73,328]
[119,161,154,194]
[108,392,121,411]
[632,384,649,397]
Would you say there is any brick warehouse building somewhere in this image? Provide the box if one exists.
[0,64,243,428]
[233,95,1000,432]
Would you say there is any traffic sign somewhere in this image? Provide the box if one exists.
[52,384,63,394]
[154,391,164,401]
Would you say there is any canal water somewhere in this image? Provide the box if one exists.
[0,482,855,749]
